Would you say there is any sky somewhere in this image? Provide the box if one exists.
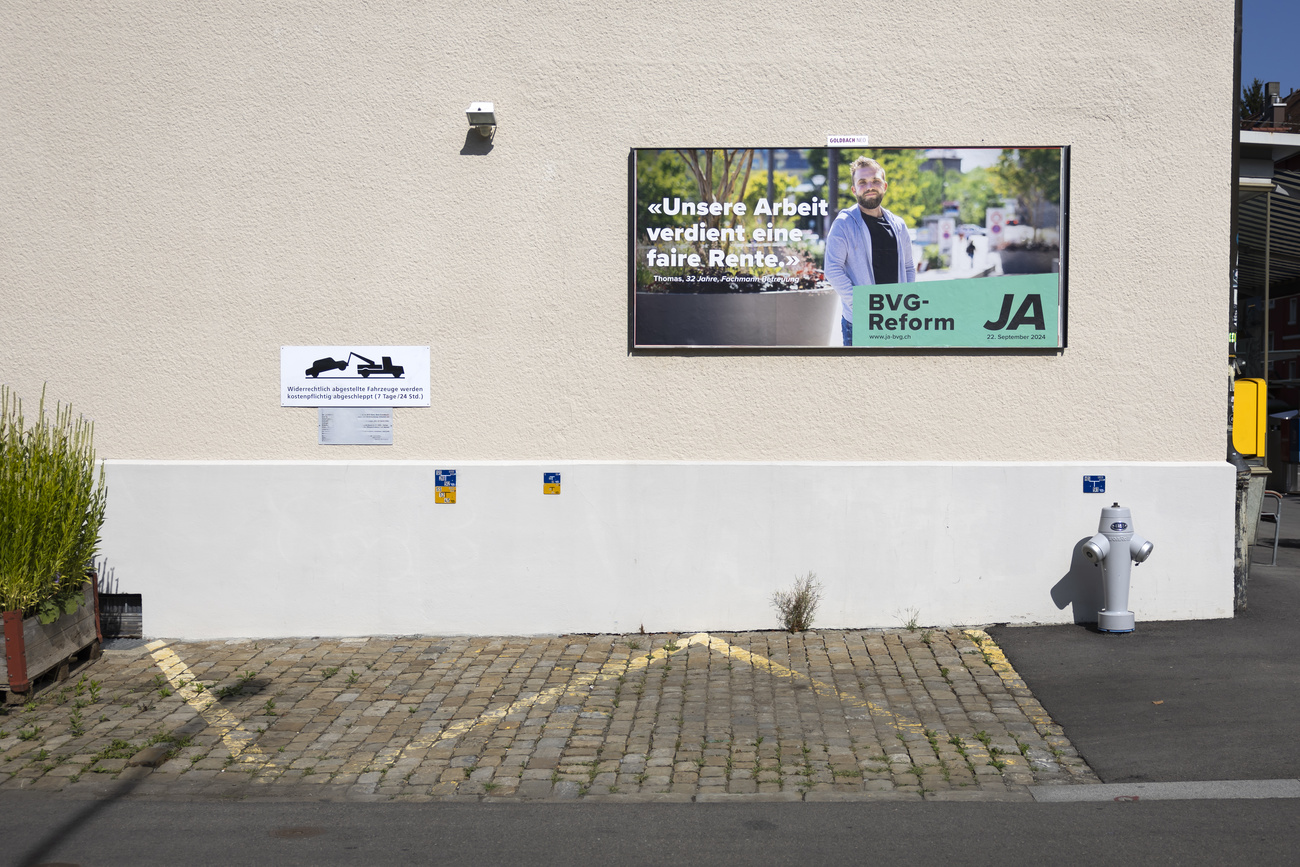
[1242,0,1300,94]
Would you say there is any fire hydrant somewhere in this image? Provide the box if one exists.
[1081,503,1154,633]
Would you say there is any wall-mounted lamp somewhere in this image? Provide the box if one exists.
[466,102,496,140]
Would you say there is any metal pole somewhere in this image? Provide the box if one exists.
[1265,192,1272,394]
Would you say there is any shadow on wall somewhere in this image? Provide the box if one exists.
[460,130,494,156]
[1050,538,1104,624]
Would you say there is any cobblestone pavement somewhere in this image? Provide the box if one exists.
[0,628,1098,802]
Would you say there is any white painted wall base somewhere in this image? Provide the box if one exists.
[98,461,1236,639]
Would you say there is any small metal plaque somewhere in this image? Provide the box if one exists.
[318,408,393,445]
[1083,475,1106,493]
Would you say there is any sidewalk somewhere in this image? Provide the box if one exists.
[0,627,1097,802]
[990,523,1300,786]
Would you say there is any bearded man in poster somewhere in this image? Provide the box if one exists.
[824,156,917,346]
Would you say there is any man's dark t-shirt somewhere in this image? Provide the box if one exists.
[861,210,898,285]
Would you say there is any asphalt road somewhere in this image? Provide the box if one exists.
[989,544,1300,784]
[1,797,1296,866]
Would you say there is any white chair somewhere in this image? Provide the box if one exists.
[1258,491,1283,566]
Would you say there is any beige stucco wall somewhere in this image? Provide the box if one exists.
[2,1,1234,463]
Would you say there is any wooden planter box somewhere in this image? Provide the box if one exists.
[2,581,101,700]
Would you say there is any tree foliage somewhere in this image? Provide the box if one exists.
[992,148,1060,241]
[951,166,1002,226]
[1241,77,1266,121]
[834,149,944,227]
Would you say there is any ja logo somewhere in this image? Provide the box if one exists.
[984,294,1045,331]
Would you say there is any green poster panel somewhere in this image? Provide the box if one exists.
[852,274,1060,348]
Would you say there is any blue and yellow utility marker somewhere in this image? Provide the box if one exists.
[435,469,456,504]
[543,472,561,495]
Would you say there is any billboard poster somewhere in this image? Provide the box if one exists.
[632,147,1066,348]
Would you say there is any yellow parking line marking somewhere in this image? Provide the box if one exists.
[384,637,687,767]
[399,632,926,766]
[146,631,1045,779]
[965,628,1056,736]
[682,633,925,736]
[147,640,265,764]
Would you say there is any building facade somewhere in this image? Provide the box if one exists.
[2,2,1237,637]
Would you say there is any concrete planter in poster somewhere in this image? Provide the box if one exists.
[998,248,1058,274]
[1,581,101,701]
[635,288,840,347]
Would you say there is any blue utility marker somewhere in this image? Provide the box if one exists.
[1083,475,1106,494]
[544,472,561,495]
[436,469,457,504]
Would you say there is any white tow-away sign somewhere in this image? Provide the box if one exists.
[281,345,431,406]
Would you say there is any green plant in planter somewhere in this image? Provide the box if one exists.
[0,385,107,622]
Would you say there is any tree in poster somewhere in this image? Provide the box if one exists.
[992,149,1060,245]
[675,149,756,259]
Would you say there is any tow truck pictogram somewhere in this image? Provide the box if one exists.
[304,352,404,378]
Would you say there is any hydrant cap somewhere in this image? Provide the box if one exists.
[1098,503,1134,536]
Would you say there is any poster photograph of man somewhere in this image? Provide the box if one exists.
[632,146,1066,349]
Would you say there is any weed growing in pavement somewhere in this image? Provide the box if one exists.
[92,739,138,762]
[940,667,951,683]
[89,680,101,702]
[323,666,339,679]
[974,730,992,748]
[35,748,49,761]
[18,726,41,741]
[69,708,85,737]
[147,730,193,753]
[921,630,933,646]
[157,686,171,698]
[900,608,921,632]
[346,671,359,685]
[663,640,680,653]
[483,781,500,793]
[772,572,822,633]
[262,698,277,716]
[626,639,642,650]
[152,674,167,689]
